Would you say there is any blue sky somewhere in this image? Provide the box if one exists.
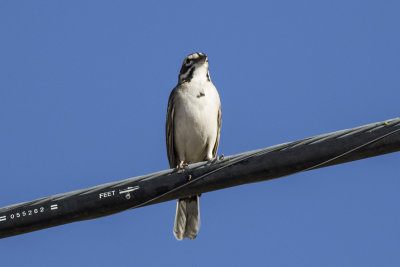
[0,1,399,266]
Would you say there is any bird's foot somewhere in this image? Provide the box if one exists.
[176,161,188,172]
[206,154,224,165]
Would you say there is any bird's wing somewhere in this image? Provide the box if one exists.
[166,88,179,168]
[212,104,222,158]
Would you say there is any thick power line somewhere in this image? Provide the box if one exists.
[0,118,399,239]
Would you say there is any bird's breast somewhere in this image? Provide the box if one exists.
[173,84,220,162]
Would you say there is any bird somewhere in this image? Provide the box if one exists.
[166,52,221,240]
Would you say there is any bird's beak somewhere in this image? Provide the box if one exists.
[199,55,208,64]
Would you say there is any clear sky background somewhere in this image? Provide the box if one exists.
[0,1,399,266]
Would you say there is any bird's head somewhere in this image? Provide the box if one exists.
[178,52,211,84]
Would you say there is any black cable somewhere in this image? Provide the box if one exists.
[0,118,399,238]
[132,125,400,210]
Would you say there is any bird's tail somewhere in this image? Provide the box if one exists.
[173,195,200,240]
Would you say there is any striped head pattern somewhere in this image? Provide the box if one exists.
[178,52,211,84]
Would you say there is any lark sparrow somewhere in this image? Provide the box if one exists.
[166,52,221,240]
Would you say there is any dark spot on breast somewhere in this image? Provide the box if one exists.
[197,92,205,98]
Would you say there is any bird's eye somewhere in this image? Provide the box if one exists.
[186,59,191,65]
